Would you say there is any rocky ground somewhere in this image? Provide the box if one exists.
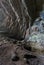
[0,35,44,65]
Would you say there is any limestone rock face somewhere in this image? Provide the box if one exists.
[0,0,31,40]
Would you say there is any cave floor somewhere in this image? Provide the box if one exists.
[0,35,44,65]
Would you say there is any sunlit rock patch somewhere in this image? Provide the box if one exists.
[26,11,44,57]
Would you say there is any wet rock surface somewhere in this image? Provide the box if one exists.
[0,0,31,40]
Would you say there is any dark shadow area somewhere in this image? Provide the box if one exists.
[24,54,37,59]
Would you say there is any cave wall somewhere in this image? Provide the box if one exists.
[25,0,44,21]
